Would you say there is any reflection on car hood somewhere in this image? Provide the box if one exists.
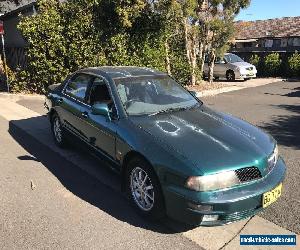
[231,62,255,68]
[130,106,274,174]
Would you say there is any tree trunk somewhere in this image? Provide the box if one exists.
[183,17,198,85]
[190,32,197,85]
[183,18,191,64]
[198,42,204,76]
[208,49,216,84]
[164,39,171,75]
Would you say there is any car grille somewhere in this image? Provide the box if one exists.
[246,67,253,71]
[220,207,261,222]
[235,167,262,182]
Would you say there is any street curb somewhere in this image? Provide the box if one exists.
[197,78,284,97]
[0,92,44,101]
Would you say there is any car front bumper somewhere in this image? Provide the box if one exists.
[163,157,286,226]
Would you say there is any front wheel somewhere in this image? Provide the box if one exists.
[51,113,67,147]
[126,157,165,220]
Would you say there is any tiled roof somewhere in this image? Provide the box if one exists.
[235,16,300,40]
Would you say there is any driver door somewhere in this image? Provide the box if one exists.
[80,77,117,161]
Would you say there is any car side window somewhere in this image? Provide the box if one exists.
[88,77,118,118]
[65,74,92,102]
[89,77,112,106]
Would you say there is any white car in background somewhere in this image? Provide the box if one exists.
[203,53,257,81]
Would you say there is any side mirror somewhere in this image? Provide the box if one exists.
[91,103,111,121]
[189,90,197,97]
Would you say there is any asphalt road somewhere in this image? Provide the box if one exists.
[1,80,299,249]
[15,81,300,234]
[0,117,200,248]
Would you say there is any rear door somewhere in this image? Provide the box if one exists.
[60,73,93,142]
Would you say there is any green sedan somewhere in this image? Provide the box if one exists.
[45,66,286,226]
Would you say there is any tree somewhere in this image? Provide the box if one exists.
[17,0,107,92]
[197,0,250,83]
[15,0,251,93]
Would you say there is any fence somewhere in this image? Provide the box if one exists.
[1,46,27,70]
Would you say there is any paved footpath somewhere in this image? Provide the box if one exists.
[0,81,299,249]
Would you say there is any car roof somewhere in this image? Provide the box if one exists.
[79,66,167,79]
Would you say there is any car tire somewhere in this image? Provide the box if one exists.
[51,113,67,148]
[126,157,165,220]
[226,70,235,81]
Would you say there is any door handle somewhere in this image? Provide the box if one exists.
[81,111,89,119]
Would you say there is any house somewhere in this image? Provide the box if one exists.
[0,2,37,69]
[231,16,300,60]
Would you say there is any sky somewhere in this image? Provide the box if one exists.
[236,0,300,21]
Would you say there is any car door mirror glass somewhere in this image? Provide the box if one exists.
[91,103,111,121]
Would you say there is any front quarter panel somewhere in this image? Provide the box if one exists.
[114,119,200,187]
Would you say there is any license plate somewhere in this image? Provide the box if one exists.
[263,183,282,208]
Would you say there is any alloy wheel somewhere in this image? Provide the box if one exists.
[130,167,155,212]
[53,117,62,143]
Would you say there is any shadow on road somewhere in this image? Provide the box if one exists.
[282,90,300,98]
[260,104,300,149]
[8,117,196,234]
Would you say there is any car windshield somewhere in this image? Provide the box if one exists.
[115,76,200,116]
[225,54,244,63]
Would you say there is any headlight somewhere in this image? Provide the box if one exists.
[185,170,240,192]
[267,144,278,172]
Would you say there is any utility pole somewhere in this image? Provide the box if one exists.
[0,20,9,92]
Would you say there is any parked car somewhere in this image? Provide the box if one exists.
[203,53,257,81]
[45,66,285,226]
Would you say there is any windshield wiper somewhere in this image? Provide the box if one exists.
[187,102,202,110]
[149,107,187,116]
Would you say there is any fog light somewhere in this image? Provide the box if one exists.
[202,214,219,222]
[187,202,213,212]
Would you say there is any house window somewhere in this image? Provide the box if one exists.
[265,39,273,47]
[294,38,300,46]
[281,39,288,47]
[273,39,281,47]
[288,38,294,46]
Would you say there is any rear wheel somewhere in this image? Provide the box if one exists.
[226,70,235,81]
[126,157,165,220]
[51,113,67,147]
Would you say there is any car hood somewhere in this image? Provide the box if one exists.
[231,61,255,69]
[130,106,275,175]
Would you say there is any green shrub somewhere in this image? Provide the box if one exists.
[0,58,17,91]
[16,0,191,94]
[264,53,282,76]
[288,52,300,77]
[249,54,260,67]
